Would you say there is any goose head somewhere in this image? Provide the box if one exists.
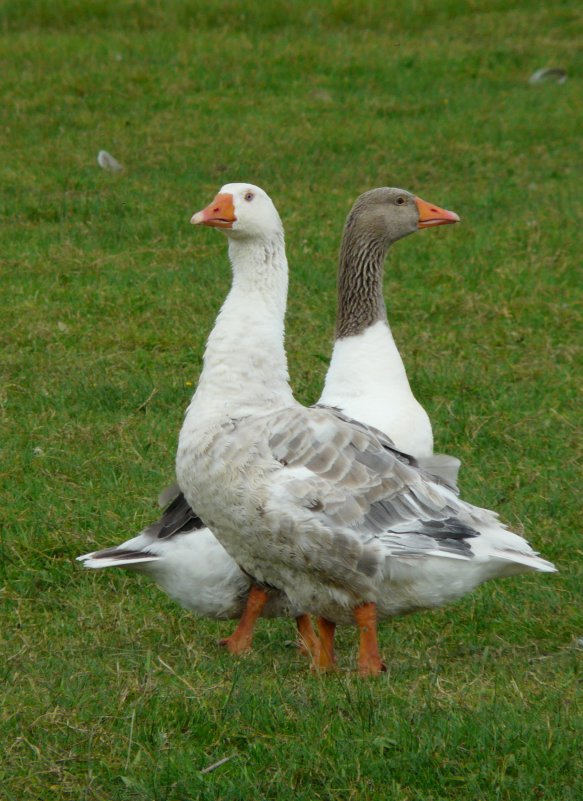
[335,187,460,338]
[191,183,283,241]
[345,187,460,247]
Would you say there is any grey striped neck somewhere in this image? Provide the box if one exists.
[335,231,389,339]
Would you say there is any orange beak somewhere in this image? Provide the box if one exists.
[191,193,236,228]
[415,196,460,228]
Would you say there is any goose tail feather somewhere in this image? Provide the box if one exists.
[77,548,160,570]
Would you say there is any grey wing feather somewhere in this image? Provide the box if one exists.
[77,485,206,568]
[265,407,471,585]
[146,484,206,540]
[319,405,460,491]
[157,482,181,508]
[416,453,461,490]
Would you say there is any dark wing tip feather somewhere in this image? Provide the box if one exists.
[154,489,206,540]
[83,547,158,562]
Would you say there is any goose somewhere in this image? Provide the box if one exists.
[321,188,450,458]
[175,182,556,675]
[77,185,460,657]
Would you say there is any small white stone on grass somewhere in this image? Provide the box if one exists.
[312,89,333,103]
[97,150,124,172]
[528,68,567,85]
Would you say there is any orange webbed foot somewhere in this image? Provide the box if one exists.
[296,614,320,660]
[312,617,337,672]
[354,602,385,678]
[218,585,269,655]
[357,654,387,677]
[218,633,254,655]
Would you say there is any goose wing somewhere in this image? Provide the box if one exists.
[261,407,477,588]
[319,404,461,492]
[78,485,207,568]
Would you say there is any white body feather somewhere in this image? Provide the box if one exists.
[80,528,295,619]
[320,320,433,458]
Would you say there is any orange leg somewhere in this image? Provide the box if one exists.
[353,602,386,677]
[296,614,320,660]
[315,617,337,671]
[218,585,269,654]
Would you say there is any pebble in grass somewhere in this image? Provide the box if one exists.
[528,67,567,85]
[97,150,124,172]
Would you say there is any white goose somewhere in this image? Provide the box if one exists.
[175,183,556,675]
[77,185,460,656]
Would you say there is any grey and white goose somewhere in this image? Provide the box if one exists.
[78,185,462,653]
[320,187,460,483]
[173,182,556,676]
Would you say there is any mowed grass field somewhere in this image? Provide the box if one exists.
[1,1,582,799]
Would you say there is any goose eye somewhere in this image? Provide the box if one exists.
[244,191,255,202]
[396,196,405,205]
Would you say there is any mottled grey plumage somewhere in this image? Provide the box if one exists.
[194,397,554,624]
[266,406,465,567]
[181,387,554,628]
[316,405,458,491]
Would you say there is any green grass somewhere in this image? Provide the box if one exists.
[1,1,582,799]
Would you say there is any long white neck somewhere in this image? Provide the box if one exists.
[319,320,433,457]
[186,233,294,425]
[320,318,413,410]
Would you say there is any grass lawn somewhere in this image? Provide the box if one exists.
[1,1,582,799]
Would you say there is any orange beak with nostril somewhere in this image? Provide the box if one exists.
[191,193,236,228]
[415,197,460,228]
